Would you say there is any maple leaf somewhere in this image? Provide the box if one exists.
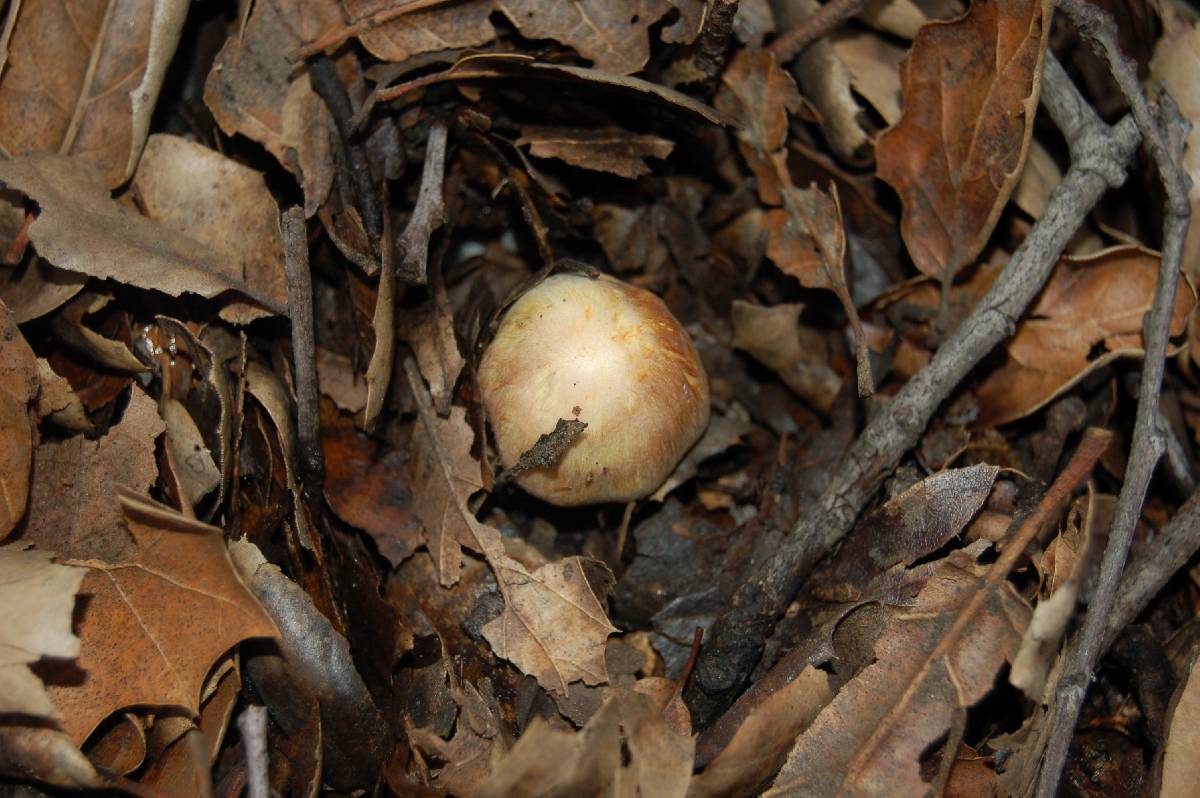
[43,491,277,745]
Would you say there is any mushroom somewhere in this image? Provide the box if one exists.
[478,273,710,506]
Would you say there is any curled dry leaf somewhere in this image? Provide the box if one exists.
[406,360,617,695]
[346,0,496,64]
[731,300,842,412]
[131,134,289,324]
[494,0,670,75]
[876,0,1053,282]
[479,688,693,798]
[766,545,1030,797]
[0,154,285,317]
[42,492,277,746]
[160,397,221,513]
[517,125,675,180]
[0,298,38,539]
[204,0,343,165]
[0,0,188,187]
[650,410,755,501]
[34,358,91,433]
[975,246,1196,426]
[398,296,464,417]
[0,548,86,718]
[24,384,163,562]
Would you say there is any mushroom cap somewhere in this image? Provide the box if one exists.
[478,273,710,506]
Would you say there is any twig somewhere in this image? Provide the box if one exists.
[396,120,449,284]
[309,57,382,245]
[283,206,324,494]
[1035,4,1192,794]
[769,0,866,64]
[237,705,271,798]
[685,55,1143,725]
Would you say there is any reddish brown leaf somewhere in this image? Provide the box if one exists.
[975,246,1196,426]
[0,0,188,187]
[44,492,277,745]
[517,125,674,179]
[876,0,1053,281]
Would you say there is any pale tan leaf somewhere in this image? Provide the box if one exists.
[1162,652,1200,797]
[495,0,671,75]
[0,548,85,718]
[347,0,495,63]
[0,0,188,187]
[731,301,842,412]
[0,154,285,317]
[131,134,289,324]
[518,125,674,179]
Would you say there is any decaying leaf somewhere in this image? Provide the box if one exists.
[517,125,674,179]
[43,492,277,745]
[876,0,1053,282]
[0,298,38,539]
[0,548,85,718]
[1161,651,1200,798]
[975,246,1196,426]
[24,385,164,562]
[0,0,188,187]
[766,545,1030,797]
[0,154,285,317]
[204,0,343,165]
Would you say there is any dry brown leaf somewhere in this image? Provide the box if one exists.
[731,300,842,412]
[0,725,102,788]
[280,74,335,218]
[0,258,86,324]
[42,492,277,745]
[0,154,285,317]
[479,688,693,798]
[161,397,221,512]
[975,246,1196,426]
[830,30,905,125]
[688,666,831,798]
[316,349,367,414]
[0,548,86,718]
[651,411,755,501]
[1012,140,1062,220]
[876,0,1052,282]
[320,399,424,567]
[131,134,289,324]
[24,384,163,562]
[347,0,495,63]
[1161,651,1200,798]
[34,357,91,433]
[407,360,616,694]
[398,297,464,418]
[517,125,674,179]
[203,0,343,165]
[593,203,671,275]
[766,545,1030,797]
[495,0,670,75]
[0,298,37,539]
[0,0,188,187]
[244,361,314,550]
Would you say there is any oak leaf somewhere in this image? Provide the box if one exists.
[0,0,188,187]
[406,360,616,694]
[43,492,277,745]
[876,0,1053,282]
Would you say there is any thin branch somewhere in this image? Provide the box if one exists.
[769,0,866,64]
[237,705,270,798]
[685,55,1142,725]
[283,206,324,494]
[1035,1,1192,793]
[396,120,449,284]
